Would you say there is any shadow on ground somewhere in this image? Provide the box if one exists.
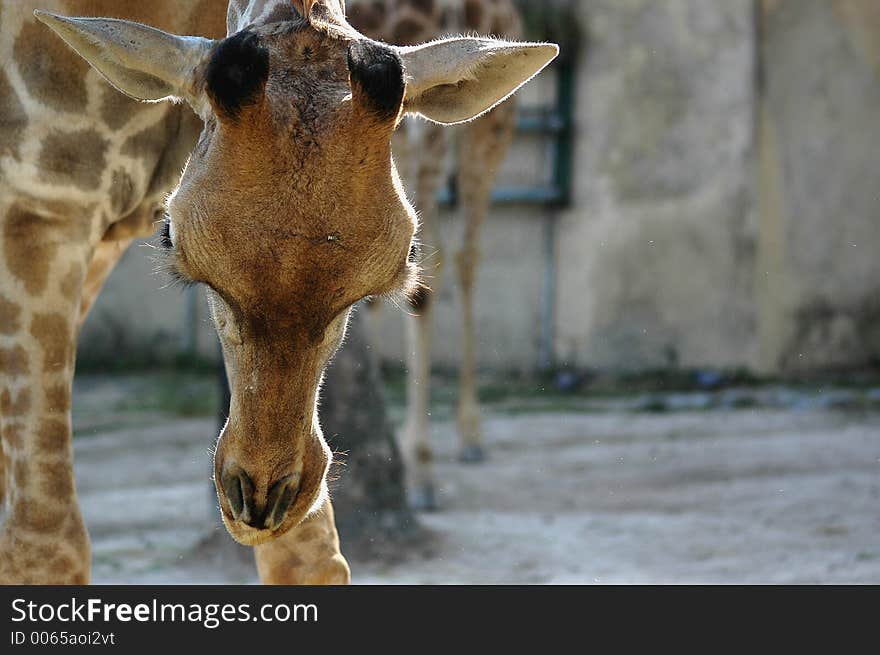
[72,372,880,584]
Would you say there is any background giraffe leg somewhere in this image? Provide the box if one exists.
[0,202,145,583]
[454,101,517,463]
[254,498,350,584]
[0,437,7,511]
[0,212,97,584]
[77,238,134,325]
[400,122,447,510]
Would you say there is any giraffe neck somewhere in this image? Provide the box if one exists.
[346,0,522,46]
[226,0,302,34]
[0,1,226,582]
[0,2,227,239]
[224,1,522,44]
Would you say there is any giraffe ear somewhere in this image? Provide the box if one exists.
[398,37,559,125]
[33,11,215,107]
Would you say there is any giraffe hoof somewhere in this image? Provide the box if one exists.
[410,485,438,512]
[458,445,487,464]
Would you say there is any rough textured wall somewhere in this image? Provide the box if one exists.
[555,0,757,370]
[78,1,880,375]
[757,0,880,372]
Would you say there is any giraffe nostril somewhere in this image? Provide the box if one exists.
[221,465,255,525]
[263,474,299,532]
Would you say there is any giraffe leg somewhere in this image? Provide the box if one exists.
[0,211,96,584]
[77,238,134,325]
[254,498,350,584]
[0,436,7,511]
[0,203,142,584]
[400,122,447,509]
[454,101,517,463]
[403,297,437,509]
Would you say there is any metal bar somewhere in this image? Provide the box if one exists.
[517,111,567,134]
[438,185,564,207]
[551,58,576,208]
[437,60,577,209]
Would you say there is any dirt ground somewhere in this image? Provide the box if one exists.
[70,374,880,584]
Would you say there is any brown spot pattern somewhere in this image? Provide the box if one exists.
[30,313,71,373]
[391,15,427,46]
[63,518,89,552]
[11,499,67,532]
[99,85,141,131]
[3,202,91,294]
[121,116,172,160]
[45,383,71,413]
[0,345,28,375]
[38,129,109,190]
[464,0,484,30]
[42,459,74,498]
[348,2,386,34]
[49,556,76,576]
[406,0,435,13]
[0,295,21,334]
[3,424,24,449]
[37,418,69,453]
[110,169,136,216]
[0,388,31,416]
[14,20,90,113]
[0,68,27,157]
[3,206,55,296]
[13,459,28,489]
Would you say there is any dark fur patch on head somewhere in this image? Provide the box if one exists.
[347,40,405,121]
[407,283,431,314]
[206,31,270,120]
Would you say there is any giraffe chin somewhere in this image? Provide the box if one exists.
[221,515,290,547]
[221,519,281,547]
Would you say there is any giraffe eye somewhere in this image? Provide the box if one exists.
[159,215,173,250]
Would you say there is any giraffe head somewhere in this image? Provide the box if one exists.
[35,0,557,545]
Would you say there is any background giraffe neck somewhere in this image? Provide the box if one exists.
[347,0,522,46]
[225,0,303,34]
[224,1,522,44]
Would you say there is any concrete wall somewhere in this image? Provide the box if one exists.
[554,0,757,370]
[756,0,880,372]
[79,0,880,374]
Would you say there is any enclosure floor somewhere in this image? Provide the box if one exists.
[73,389,880,584]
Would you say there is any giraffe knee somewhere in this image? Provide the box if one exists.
[316,554,351,585]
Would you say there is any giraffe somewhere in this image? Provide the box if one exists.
[0,0,556,583]
[347,0,525,509]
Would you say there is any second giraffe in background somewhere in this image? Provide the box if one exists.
[349,0,525,509]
